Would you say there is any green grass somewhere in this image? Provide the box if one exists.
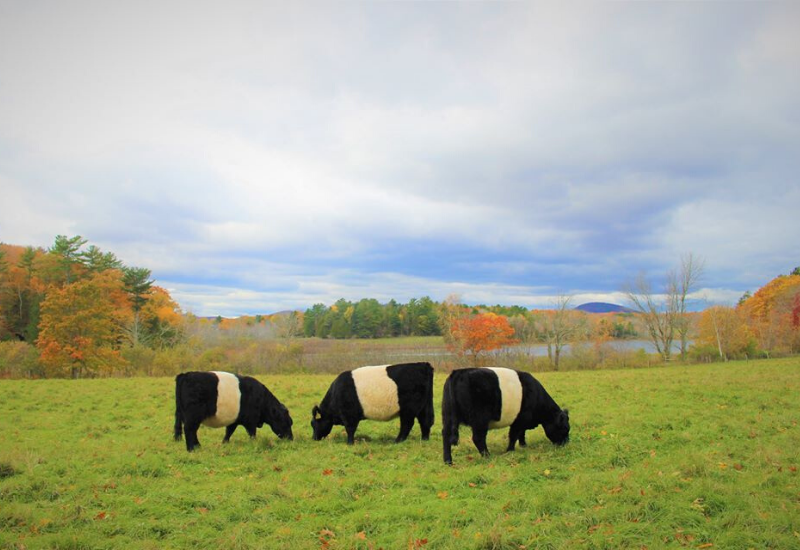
[1,359,799,549]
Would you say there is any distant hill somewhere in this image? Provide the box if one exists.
[575,302,636,314]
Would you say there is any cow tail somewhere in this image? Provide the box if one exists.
[174,374,184,441]
[441,375,454,442]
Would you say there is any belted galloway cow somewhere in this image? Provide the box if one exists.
[174,371,293,451]
[311,362,434,444]
[442,367,569,464]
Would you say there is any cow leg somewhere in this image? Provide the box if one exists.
[245,425,257,439]
[519,430,527,447]
[395,412,415,443]
[471,425,490,457]
[223,424,237,443]
[507,426,523,452]
[442,421,454,465]
[418,401,434,441]
[344,422,359,445]
[184,421,202,452]
[443,436,453,465]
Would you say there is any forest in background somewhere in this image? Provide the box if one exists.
[1,237,799,379]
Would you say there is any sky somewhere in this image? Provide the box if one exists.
[1,2,799,317]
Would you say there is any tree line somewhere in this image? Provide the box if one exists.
[0,236,182,378]
[623,254,800,362]
[2,237,798,378]
[693,268,800,361]
[302,297,443,339]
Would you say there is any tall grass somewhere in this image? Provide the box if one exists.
[1,358,798,548]
[2,336,672,379]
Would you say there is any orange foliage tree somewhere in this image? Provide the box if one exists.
[37,271,131,378]
[138,286,183,349]
[738,274,800,355]
[446,312,517,365]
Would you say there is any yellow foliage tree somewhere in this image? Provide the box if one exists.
[697,306,754,361]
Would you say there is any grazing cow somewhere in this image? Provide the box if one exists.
[174,371,293,451]
[311,362,434,444]
[441,367,569,464]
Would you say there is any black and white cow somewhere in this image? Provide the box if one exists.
[441,367,569,464]
[174,371,293,451]
[311,362,434,445]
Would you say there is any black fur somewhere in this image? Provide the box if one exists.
[311,362,435,445]
[174,371,293,451]
[442,368,569,464]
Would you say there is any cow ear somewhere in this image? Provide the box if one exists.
[312,405,321,420]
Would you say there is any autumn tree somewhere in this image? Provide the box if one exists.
[446,312,517,365]
[696,306,753,361]
[738,274,800,355]
[37,271,130,378]
[136,286,183,349]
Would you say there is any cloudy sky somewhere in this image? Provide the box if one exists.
[1,2,798,316]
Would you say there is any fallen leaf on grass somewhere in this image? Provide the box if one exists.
[322,469,333,476]
[355,531,367,540]
[94,511,107,520]
[437,491,448,500]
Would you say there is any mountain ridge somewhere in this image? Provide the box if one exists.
[574,302,636,314]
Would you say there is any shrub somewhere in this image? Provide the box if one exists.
[0,341,44,378]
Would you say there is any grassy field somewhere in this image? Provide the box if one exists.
[1,359,798,549]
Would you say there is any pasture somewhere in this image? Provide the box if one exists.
[1,359,798,549]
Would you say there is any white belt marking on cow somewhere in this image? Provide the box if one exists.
[352,365,400,421]
[486,367,523,429]
[202,371,241,428]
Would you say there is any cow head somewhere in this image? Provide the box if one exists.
[266,402,293,440]
[543,408,570,446]
[310,405,333,440]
